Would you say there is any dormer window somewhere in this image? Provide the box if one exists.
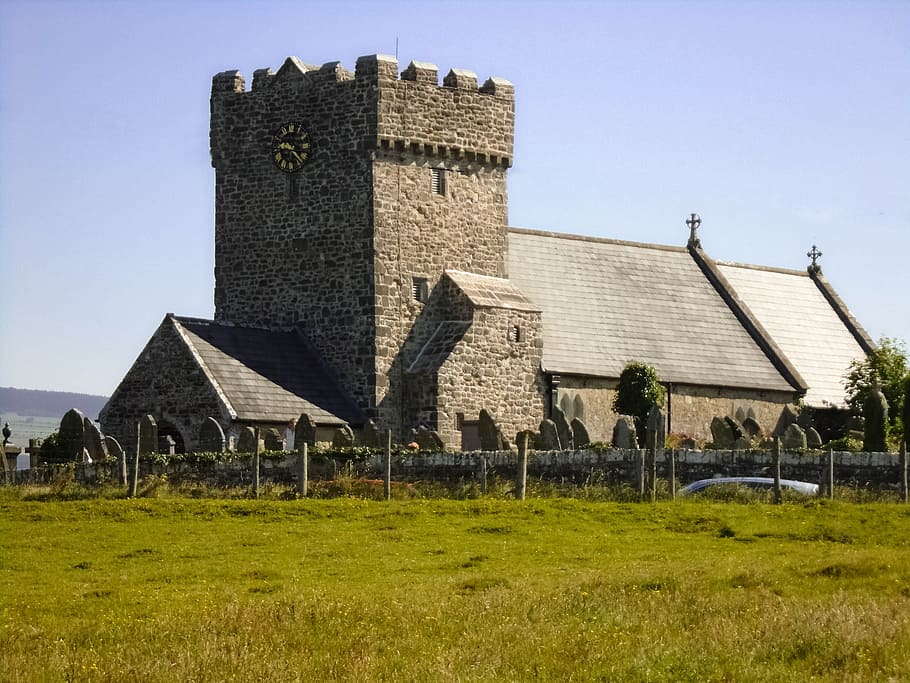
[431,168,446,196]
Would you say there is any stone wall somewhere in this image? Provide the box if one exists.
[100,316,230,453]
[555,376,794,443]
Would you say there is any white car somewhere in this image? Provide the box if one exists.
[679,476,818,497]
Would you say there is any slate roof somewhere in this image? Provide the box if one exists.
[716,263,869,407]
[172,316,363,425]
[445,269,540,311]
[506,228,797,392]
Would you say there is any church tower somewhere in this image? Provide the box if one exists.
[209,54,516,434]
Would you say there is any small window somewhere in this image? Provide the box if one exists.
[412,277,429,303]
[431,168,446,196]
[509,325,521,342]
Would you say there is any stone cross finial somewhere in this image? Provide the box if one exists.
[686,213,702,249]
[807,244,822,273]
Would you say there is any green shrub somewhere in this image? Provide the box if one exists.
[612,362,665,444]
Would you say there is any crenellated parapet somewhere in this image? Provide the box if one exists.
[211,54,514,169]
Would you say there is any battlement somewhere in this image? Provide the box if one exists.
[211,54,514,169]
[211,54,514,100]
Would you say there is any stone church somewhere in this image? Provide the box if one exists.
[100,54,873,452]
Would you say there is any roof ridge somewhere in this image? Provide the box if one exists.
[508,226,688,253]
[715,260,809,277]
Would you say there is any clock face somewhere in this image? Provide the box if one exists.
[270,122,311,173]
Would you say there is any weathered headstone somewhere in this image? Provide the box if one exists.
[83,418,109,462]
[361,419,382,448]
[138,415,158,456]
[58,408,86,461]
[570,418,591,448]
[538,419,560,450]
[516,429,538,451]
[710,416,735,449]
[159,435,176,456]
[295,413,317,448]
[734,407,747,424]
[774,405,799,437]
[414,426,444,452]
[781,423,807,451]
[732,437,751,451]
[612,416,638,449]
[198,417,226,452]
[263,427,283,451]
[806,427,823,449]
[104,436,124,460]
[237,426,258,453]
[552,406,573,451]
[742,416,763,440]
[479,409,508,451]
[645,406,665,450]
[332,424,355,448]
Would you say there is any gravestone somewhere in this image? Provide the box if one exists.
[361,420,382,448]
[515,429,538,451]
[198,417,226,452]
[774,405,798,437]
[138,415,158,456]
[742,416,763,440]
[295,413,317,448]
[237,426,258,453]
[645,406,665,450]
[59,408,86,461]
[479,409,508,451]
[83,418,109,462]
[732,437,751,451]
[734,407,747,424]
[414,426,444,452]
[104,436,124,460]
[332,424,355,448]
[538,419,560,450]
[552,406,573,450]
[159,435,176,456]
[570,418,591,448]
[806,427,823,449]
[781,423,807,451]
[710,416,735,449]
[612,416,638,449]
[263,427,283,451]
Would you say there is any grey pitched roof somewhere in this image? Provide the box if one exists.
[172,316,363,425]
[716,263,869,407]
[445,269,540,311]
[407,321,473,374]
[506,228,796,392]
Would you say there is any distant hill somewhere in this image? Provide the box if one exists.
[0,387,109,420]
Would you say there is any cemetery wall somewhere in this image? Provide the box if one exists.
[11,448,904,491]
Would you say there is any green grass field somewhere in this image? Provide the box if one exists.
[2,490,909,681]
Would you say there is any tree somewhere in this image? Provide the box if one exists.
[845,337,906,423]
[612,362,665,444]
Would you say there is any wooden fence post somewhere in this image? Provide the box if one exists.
[253,427,260,499]
[129,421,140,498]
[669,449,677,500]
[773,437,782,504]
[481,456,488,495]
[298,442,308,497]
[635,448,648,502]
[901,442,908,504]
[384,430,392,501]
[119,447,128,488]
[827,447,835,500]
[1,442,8,485]
[516,433,528,501]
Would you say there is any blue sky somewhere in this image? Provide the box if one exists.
[1,0,907,396]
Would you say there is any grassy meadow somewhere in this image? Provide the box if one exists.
[1,488,909,681]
